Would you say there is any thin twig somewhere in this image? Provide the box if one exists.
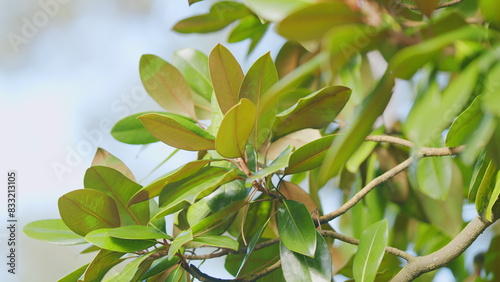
[185,260,281,282]
[185,238,280,260]
[395,0,464,10]
[365,135,414,148]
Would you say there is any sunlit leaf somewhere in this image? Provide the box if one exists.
[57,263,89,282]
[85,228,157,253]
[23,219,86,245]
[485,171,500,221]
[278,200,316,257]
[475,160,498,216]
[139,54,195,118]
[227,15,269,54]
[138,113,215,151]
[346,127,384,173]
[91,147,135,181]
[166,265,190,282]
[446,95,484,147]
[139,256,179,280]
[168,230,193,259]
[111,112,178,145]
[191,200,247,235]
[244,0,314,22]
[246,145,293,187]
[108,253,153,282]
[106,225,172,240]
[83,250,125,282]
[216,98,256,158]
[353,219,388,282]
[58,189,120,236]
[188,235,239,250]
[173,48,213,101]
[286,135,335,174]
[275,41,309,79]
[279,181,317,214]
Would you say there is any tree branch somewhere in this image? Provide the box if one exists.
[395,0,464,10]
[185,238,280,260]
[185,260,281,282]
[365,135,414,148]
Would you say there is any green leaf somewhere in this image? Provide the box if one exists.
[236,216,272,276]
[280,231,332,282]
[461,113,497,165]
[129,160,213,205]
[239,52,279,149]
[138,113,215,151]
[244,0,314,22]
[285,135,335,174]
[446,95,484,147]
[188,235,239,250]
[353,219,388,282]
[24,219,86,245]
[139,256,179,280]
[277,200,316,257]
[57,263,89,282]
[108,253,153,282]
[83,250,125,282]
[191,200,247,235]
[85,166,149,226]
[152,167,240,222]
[58,189,120,236]
[227,15,269,54]
[468,152,488,202]
[106,225,172,240]
[209,44,244,114]
[216,98,256,158]
[166,265,189,282]
[277,2,361,41]
[91,147,136,181]
[206,179,249,213]
[272,86,351,140]
[139,54,196,118]
[475,160,498,216]
[85,228,157,252]
[173,2,250,33]
[246,145,293,187]
[346,127,385,173]
[318,72,395,186]
[168,230,193,259]
[173,48,213,101]
[485,171,500,221]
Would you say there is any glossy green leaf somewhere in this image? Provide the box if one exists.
[216,98,256,158]
[173,2,250,33]
[57,263,89,282]
[206,179,249,213]
[446,95,484,147]
[191,200,247,235]
[353,219,388,282]
[85,228,157,252]
[246,145,293,187]
[318,72,395,186]
[475,160,498,216]
[285,135,335,174]
[277,2,361,41]
[129,160,213,205]
[85,166,149,226]
[280,231,332,282]
[188,235,239,250]
[227,15,269,54]
[278,200,316,257]
[173,48,213,101]
[108,253,153,282]
[111,112,163,145]
[152,167,240,222]
[166,265,189,282]
[138,113,215,151]
[139,54,195,118]
[168,230,193,259]
[346,127,384,173]
[83,250,125,282]
[241,195,272,240]
[240,52,279,148]
[272,86,351,140]
[58,189,120,236]
[209,44,244,114]
[24,219,86,245]
[139,256,179,280]
[389,26,488,79]
[488,122,500,167]
[106,225,172,240]
[91,147,135,181]
[485,171,500,221]
[244,0,314,22]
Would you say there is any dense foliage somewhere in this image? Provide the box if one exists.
[25,0,500,281]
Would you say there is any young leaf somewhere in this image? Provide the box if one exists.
[166,265,189,282]
[246,145,293,187]
[173,48,213,101]
[188,235,239,250]
[106,225,172,240]
[57,263,89,282]
[168,230,193,259]
[485,171,500,221]
[138,113,215,151]
[85,228,157,253]
[285,135,335,174]
[216,98,256,158]
[446,95,484,147]
[191,200,247,235]
[244,0,314,22]
[85,166,149,226]
[83,250,125,282]
[92,148,135,181]
[475,160,498,216]
[23,219,86,245]
[272,86,351,140]
[227,15,269,54]
[139,54,196,118]
[468,153,488,202]
[277,2,361,41]
[139,256,180,280]
[353,219,388,282]
[108,253,153,282]
[280,231,332,282]
[209,44,244,114]
[277,200,317,257]
[58,189,120,236]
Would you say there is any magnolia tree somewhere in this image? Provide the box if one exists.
[25,0,500,281]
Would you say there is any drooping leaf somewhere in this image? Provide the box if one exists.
[244,0,314,22]
[168,230,193,259]
[209,44,244,114]
[446,95,484,147]
[353,219,388,282]
[188,235,239,250]
[108,253,153,282]
[485,171,500,221]
[191,200,247,235]
[239,52,279,149]
[216,98,256,158]
[106,225,172,240]
[272,86,351,140]
[58,189,120,236]
[129,160,213,205]
[139,54,196,118]
[85,228,157,253]
[206,179,249,213]
[246,145,293,187]
[286,135,335,175]
[85,166,149,226]
[91,148,135,181]
[138,113,215,151]
[280,231,332,282]
[277,2,361,41]
[23,219,86,245]
[277,200,316,257]
[83,250,125,282]
[57,263,89,282]
[275,41,309,79]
